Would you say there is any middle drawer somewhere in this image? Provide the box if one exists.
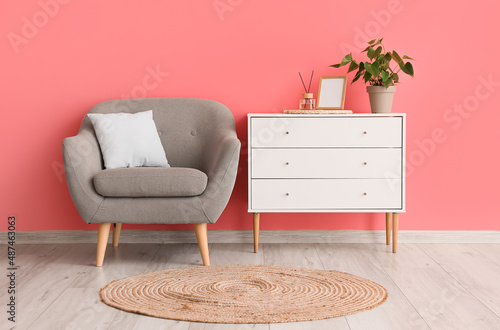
[252,148,401,178]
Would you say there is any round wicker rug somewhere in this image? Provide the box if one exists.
[100,265,388,324]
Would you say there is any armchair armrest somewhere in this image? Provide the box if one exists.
[199,129,241,222]
[63,131,104,223]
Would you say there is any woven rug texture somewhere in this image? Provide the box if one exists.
[100,264,388,324]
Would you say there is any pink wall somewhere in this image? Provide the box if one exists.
[2,0,500,231]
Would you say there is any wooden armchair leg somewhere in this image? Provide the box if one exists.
[112,223,122,247]
[96,223,112,267]
[194,223,210,266]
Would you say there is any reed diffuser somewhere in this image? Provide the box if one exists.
[298,71,315,110]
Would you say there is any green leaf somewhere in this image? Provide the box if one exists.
[405,62,414,76]
[352,63,365,83]
[371,61,380,77]
[367,47,375,60]
[363,71,372,83]
[384,52,392,62]
[391,50,403,64]
[364,62,373,75]
[331,54,353,68]
[393,72,399,83]
[347,60,359,73]
[368,39,377,45]
[352,71,363,83]
[384,77,393,88]
[398,61,408,73]
[374,46,382,59]
[341,53,353,65]
[403,55,415,60]
[381,70,389,81]
[399,61,414,76]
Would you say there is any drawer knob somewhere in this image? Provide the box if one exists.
[364,162,367,165]
[363,192,367,196]
[363,131,367,135]
[285,193,289,196]
[285,162,289,165]
[285,131,290,135]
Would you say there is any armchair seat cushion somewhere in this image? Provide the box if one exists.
[93,167,208,197]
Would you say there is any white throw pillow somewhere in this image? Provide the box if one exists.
[87,110,170,169]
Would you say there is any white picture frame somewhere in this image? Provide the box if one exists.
[317,76,347,110]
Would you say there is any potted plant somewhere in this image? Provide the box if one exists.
[331,38,414,113]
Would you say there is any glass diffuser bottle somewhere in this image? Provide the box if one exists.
[297,70,315,111]
[299,93,316,110]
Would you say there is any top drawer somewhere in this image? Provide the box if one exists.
[250,117,402,148]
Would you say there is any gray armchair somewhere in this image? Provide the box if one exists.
[63,98,241,266]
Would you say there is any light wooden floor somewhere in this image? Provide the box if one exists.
[2,243,500,330]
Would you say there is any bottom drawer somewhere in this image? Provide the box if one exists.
[251,179,402,210]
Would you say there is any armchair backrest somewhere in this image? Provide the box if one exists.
[79,98,237,170]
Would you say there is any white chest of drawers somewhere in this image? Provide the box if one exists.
[248,113,406,252]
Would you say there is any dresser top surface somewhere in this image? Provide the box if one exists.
[248,113,406,118]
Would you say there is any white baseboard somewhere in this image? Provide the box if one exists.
[2,230,499,244]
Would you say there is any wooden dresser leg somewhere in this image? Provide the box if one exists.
[392,213,399,253]
[385,213,392,245]
[112,223,122,247]
[96,223,112,267]
[194,223,210,266]
[253,213,260,253]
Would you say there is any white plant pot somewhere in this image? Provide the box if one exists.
[366,86,396,113]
